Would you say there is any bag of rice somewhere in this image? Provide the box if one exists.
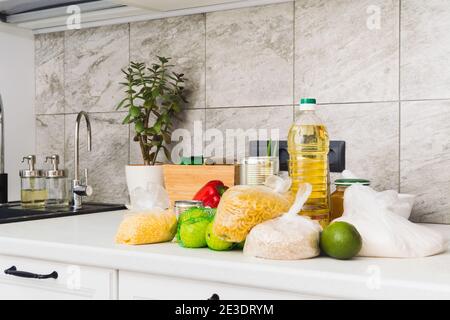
[212,176,293,242]
[244,183,322,260]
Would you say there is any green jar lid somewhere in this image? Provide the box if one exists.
[300,98,317,104]
[335,178,370,186]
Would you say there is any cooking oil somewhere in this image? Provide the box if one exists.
[21,189,47,209]
[288,98,330,227]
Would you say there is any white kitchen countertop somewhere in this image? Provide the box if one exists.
[0,210,449,299]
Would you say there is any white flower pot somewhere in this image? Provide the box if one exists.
[125,165,164,195]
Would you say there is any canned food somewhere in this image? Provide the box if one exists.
[174,200,204,217]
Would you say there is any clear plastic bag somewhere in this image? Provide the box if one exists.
[244,184,322,260]
[116,209,177,245]
[213,176,293,242]
[335,185,447,258]
[116,183,176,245]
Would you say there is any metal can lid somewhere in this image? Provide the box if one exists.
[174,200,203,208]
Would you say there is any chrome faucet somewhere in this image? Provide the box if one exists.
[72,111,93,209]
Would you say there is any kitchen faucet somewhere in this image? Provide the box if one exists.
[72,111,93,209]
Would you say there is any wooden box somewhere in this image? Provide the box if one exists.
[162,164,240,205]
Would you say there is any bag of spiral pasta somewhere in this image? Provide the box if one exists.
[212,176,293,242]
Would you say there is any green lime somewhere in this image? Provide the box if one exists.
[179,218,210,248]
[320,221,362,260]
[205,222,234,251]
[129,106,140,118]
[176,207,215,242]
[179,207,215,225]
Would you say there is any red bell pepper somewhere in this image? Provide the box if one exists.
[193,180,228,208]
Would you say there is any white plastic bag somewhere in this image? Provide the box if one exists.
[244,184,322,260]
[335,185,447,258]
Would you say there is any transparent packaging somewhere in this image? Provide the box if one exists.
[116,209,177,245]
[45,177,70,208]
[288,100,330,227]
[21,177,47,209]
[116,183,176,245]
[213,176,293,242]
[336,185,447,258]
[244,184,322,260]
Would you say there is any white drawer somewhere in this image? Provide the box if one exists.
[119,271,322,300]
[0,255,117,300]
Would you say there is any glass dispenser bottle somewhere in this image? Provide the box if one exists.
[20,155,46,209]
[44,154,69,208]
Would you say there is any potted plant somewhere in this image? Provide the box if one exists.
[117,57,187,194]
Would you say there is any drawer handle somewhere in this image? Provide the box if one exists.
[4,266,58,280]
[208,293,220,300]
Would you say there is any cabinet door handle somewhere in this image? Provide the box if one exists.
[4,266,58,280]
[208,293,220,300]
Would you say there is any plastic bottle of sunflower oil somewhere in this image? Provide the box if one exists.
[288,98,330,227]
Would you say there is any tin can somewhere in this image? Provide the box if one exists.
[174,200,204,217]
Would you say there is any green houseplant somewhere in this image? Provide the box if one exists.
[117,57,187,192]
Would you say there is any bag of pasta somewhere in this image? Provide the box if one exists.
[213,176,293,242]
[116,209,177,245]
[116,183,177,245]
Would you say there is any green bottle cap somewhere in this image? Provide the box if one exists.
[300,98,317,104]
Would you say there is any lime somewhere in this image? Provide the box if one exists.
[320,221,362,260]
[179,207,215,225]
[176,207,215,242]
[205,222,234,251]
[179,218,210,248]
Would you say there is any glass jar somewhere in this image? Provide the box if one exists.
[20,155,46,209]
[330,178,370,221]
[44,155,70,208]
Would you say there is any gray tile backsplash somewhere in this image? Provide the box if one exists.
[130,15,206,109]
[316,102,400,191]
[34,1,450,223]
[206,4,294,108]
[401,101,450,224]
[35,32,65,115]
[295,0,399,103]
[64,113,129,204]
[64,24,129,113]
[401,0,450,100]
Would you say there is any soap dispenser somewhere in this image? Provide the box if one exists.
[20,155,46,209]
[44,154,69,208]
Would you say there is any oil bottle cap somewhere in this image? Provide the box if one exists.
[20,155,44,178]
[299,98,317,110]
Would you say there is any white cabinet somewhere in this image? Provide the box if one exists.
[0,255,117,300]
[119,271,320,300]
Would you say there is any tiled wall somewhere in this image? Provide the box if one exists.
[35,0,450,224]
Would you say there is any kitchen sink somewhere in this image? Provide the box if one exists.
[0,202,126,224]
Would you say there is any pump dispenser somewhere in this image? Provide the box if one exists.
[20,155,46,208]
[44,155,69,207]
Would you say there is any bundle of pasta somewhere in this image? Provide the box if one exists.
[116,209,177,245]
[244,184,322,260]
[213,177,293,242]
